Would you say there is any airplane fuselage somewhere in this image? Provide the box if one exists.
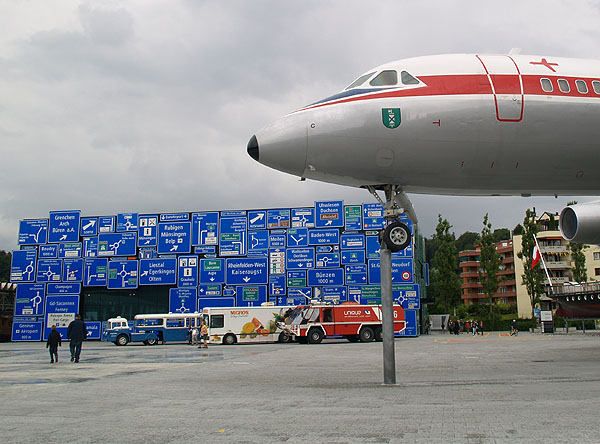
[249,53,600,196]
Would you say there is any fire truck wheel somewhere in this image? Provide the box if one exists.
[308,328,324,344]
[278,332,291,343]
[222,334,237,345]
[374,327,383,342]
[298,336,309,344]
[346,335,359,342]
[381,221,411,252]
[359,326,375,342]
[116,335,129,346]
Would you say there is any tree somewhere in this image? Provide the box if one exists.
[455,231,480,252]
[478,214,502,326]
[0,250,11,282]
[513,223,523,236]
[516,208,545,317]
[493,228,511,242]
[430,215,461,313]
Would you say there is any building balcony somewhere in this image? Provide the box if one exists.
[460,261,479,268]
[545,276,570,285]
[461,282,482,289]
[540,245,568,254]
[460,272,479,278]
[544,261,570,269]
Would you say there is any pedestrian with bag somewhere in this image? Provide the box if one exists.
[198,320,209,348]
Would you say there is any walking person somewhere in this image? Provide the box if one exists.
[46,325,62,363]
[424,319,430,335]
[198,320,209,348]
[67,314,87,363]
[479,320,484,335]
[191,326,199,345]
[441,318,446,334]
[472,320,478,336]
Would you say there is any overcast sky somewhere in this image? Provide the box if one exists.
[1,0,599,251]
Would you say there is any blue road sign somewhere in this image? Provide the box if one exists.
[15,283,45,316]
[86,321,102,340]
[248,210,267,230]
[345,264,368,285]
[291,208,315,227]
[321,286,348,303]
[117,213,138,231]
[341,249,366,265]
[10,250,37,282]
[12,322,43,341]
[226,257,268,285]
[276,294,306,306]
[83,237,98,257]
[39,244,58,258]
[158,221,191,254]
[393,241,413,258]
[308,269,344,286]
[169,287,198,313]
[366,235,382,259]
[368,258,414,284]
[198,297,235,310]
[344,205,363,231]
[363,203,386,230]
[44,294,79,340]
[98,216,115,233]
[37,259,62,283]
[287,228,309,247]
[58,242,82,258]
[398,310,417,337]
[316,252,340,268]
[62,258,84,282]
[107,260,138,289]
[139,258,177,285]
[47,283,81,295]
[160,213,189,222]
[219,216,246,256]
[315,201,344,228]
[138,214,158,247]
[138,248,157,259]
[341,233,365,249]
[308,229,340,245]
[80,217,98,236]
[18,219,48,245]
[98,232,137,257]
[269,274,286,296]
[287,270,307,287]
[287,287,312,302]
[286,248,315,270]
[199,259,225,284]
[394,284,420,309]
[48,210,80,243]
[267,209,290,229]
[194,246,217,255]
[248,230,269,252]
[198,285,222,297]
[84,258,108,286]
[269,248,285,274]
[235,285,267,306]
[192,212,219,246]
[269,232,286,248]
[177,255,198,287]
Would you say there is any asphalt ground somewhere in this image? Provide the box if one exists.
[1,332,600,444]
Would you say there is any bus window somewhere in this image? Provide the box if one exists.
[210,315,224,329]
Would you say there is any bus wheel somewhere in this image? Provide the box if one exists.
[278,332,290,343]
[223,334,236,345]
[116,335,129,346]
[146,338,158,346]
[359,327,374,342]
[374,327,383,342]
[308,328,324,344]
[346,335,359,342]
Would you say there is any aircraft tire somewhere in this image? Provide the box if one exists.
[382,221,411,252]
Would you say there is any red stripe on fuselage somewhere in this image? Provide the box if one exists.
[296,74,600,112]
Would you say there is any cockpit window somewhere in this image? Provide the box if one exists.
[401,71,419,85]
[345,71,376,90]
[369,70,398,86]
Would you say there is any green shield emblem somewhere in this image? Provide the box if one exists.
[382,108,401,129]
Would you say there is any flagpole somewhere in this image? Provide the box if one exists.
[534,235,553,288]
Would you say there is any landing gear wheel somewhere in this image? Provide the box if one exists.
[381,221,411,252]
[308,328,324,344]
[359,326,375,342]
[222,334,236,345]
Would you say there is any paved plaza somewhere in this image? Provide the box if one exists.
[1,332,599,444]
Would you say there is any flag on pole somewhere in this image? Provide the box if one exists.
[531,245,541,269]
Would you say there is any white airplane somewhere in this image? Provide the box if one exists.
[248,52,600,246]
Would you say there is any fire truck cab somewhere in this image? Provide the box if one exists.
[284,303,405,344]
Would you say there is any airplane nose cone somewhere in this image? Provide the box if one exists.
[249,114,307,177]
[247,135,259,161]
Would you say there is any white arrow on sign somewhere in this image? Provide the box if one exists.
[250,213,265,224]
[325,220,333,226]
[82,220,96,231]
[60,235,67,241]
[170,245,178,252]
[141,271,148,277]
[243,277,251,283]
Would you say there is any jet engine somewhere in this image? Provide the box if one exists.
[559,201,600,244]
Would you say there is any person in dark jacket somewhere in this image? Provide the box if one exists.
[46,325,62,363]
[67,314,87,363]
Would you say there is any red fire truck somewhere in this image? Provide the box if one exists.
[281,302,405,344]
